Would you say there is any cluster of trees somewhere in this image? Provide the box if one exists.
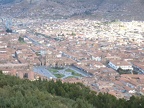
[117,68,132,74]
[18,36,25,43]
[0,71,144,108]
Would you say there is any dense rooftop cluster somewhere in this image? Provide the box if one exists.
[0,18,144,99]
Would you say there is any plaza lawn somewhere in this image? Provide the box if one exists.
[66,68,82,77]
[54,74,65,78]
[48,67,83,78]
[53,67,64,70]
[72,72,82,77]
[65,68,75,73]
[48,68,58,73]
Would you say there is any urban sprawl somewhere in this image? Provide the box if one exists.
[0,18,144,99]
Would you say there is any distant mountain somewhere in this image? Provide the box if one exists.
[92,0,144,21]
[0,0,144,21]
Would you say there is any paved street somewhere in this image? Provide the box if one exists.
[33,66,56,79]
[69,66,92,77]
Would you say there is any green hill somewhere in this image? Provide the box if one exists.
[0,71,144,108]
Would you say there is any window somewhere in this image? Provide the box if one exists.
[23,73,28,79]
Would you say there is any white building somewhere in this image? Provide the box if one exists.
[108,60,133,71]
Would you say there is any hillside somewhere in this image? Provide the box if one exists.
[0,0,21,4]
[0,0,14,4]
[0,71,144,108]
[0,71,93,108]
[0,0,144,20]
